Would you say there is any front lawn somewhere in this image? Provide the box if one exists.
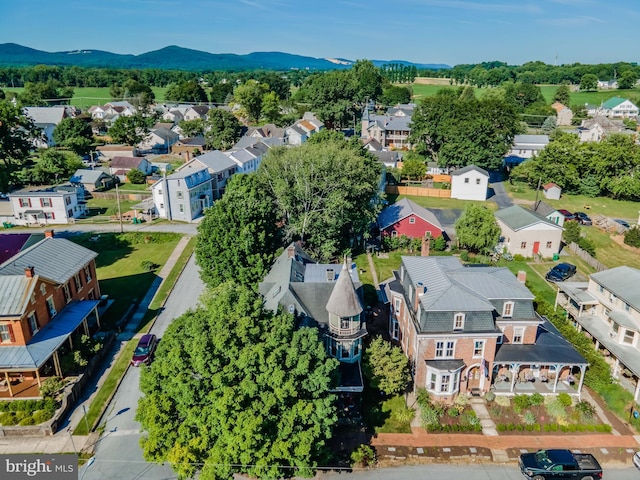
[361,393,413,434]
[388,193,496,210]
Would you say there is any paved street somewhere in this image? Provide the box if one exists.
[80,255,205,480]
[0,220,199,237]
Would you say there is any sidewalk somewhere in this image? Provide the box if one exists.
[0,235,192,455]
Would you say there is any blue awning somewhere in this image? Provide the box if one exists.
[0,300,99,371]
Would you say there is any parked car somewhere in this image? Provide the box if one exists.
[557,209,576,222]
[614,219,630,228]
[0,192,8,201]
[574,212,592,226]
[519,449,602,479]
[130,334,157,366]
[545,263,577,282]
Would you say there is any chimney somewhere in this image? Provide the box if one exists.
[185,151,191,162]
[421,233,431,257]
[287,245,295,258]
[517,270,527,284]
[44,229,54,238]
[25,266,35,278]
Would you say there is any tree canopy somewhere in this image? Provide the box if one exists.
[17,149,83,185]
[195,174,282,289]
[107,113,153,146]
[53,117,93,155]
[454,204,501,254]
[203,109,242,150]
[0,99,38,191]
[259,137,382,260]
[165,80,208,104]
[137,282,339,480]
[363,336,411,396]
[233,80,270,123]
[409,87,522,170]
[109,79,155,108]
[579,74,598,92]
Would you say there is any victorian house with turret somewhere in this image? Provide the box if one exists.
[259,243,367,392]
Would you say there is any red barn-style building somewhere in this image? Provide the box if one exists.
[377,198,443,239]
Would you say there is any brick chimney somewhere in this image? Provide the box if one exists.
[44,229,54,238]
[25,266,35,278]
[185,151,191,162]
[421,233,431,257]
[517,270,527,284]
[287,245,296,258]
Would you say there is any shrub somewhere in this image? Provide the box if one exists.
[624,226,640,248]
[513,254,525,262]
[432,236,447,251]
[460,411,480,427]
[446,407,459,417]
[40,377,65,399]
[126,168,146,184]
[546,399,568,420]
[421,405,442,427]
[33,409,56,425]
[523,411,537,425]
[141,260,159,272]
[575,400,596,420]
[513,394,531,413]
[495,395,511,407]
[19,416,36,426]
[351,444,376,468]
[0,412,18,426]
[416,388,431,409]
[460,250,470,262]
[578,237,596,256]
[557,393,572,407]
[530,393,544,406]
[484,391,495,403]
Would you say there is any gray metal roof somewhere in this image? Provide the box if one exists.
[0,275,37,316]
[377,198,443,231]
[0,237,97,285]
[0,300,99,370]
[513,134,549,146]
[591,266,640,312]
[24,106,66,126]
[325,262,364,318]
[70,169,111,184]
[451,165,489,177]
[495,205,561,231]
[556,282,599,305]
[190,151,237,173]
[531,201,558,218]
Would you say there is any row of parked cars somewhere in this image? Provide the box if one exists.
[558,209,592,226]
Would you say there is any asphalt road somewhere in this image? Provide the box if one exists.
[80,255,205,480]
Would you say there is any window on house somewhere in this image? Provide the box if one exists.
[440,374,451,392]
[40,198,52,207]
[454,313,464,330]
[84,265,92,283]
[340,317,350,330]
[476,178,481,185]
[393,297,402,316]
[429,373,437,391]
[74,273,82,292]
[46,297,56,318]
[179,204,184,213]
[177,191,183,199]
[44,212,55,220]
[503,302,514,318]
[497,326,505,344]
[473,340,484,357]
[624,330,635,344]
[0,324,13,343]
[391,319,400,340]
[409,217,416,224]
[67,209,73,218]
[513,327,524,344]
[341,343,351,359]
[40,284,47,295]
[598,285,604,293]
[28,312,39,336]
[464,178,469,183]
[546,241,552,248]
[158,189,162,195]
[19,198,31,207]
[65,196,71,205]
[63,283,72,303]
[445,341,454,357]
[520,242,527,249]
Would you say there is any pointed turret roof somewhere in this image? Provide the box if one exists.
[326,260,363,318]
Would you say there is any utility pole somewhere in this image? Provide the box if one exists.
[533,177,542,211]
[115,182,124,233]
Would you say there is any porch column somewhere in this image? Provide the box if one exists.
[53,351,62,377]
[578,304,584,317]
[82,319,89,336]
[94,307,101,329]
[577,365,586,400]
[68,336,74,350]
[35,369,41,388]
[510,363,519,393]
[552,364,561,393]
[4,371,14,398]
[634,378,640,403]
[594,339,599,350]
[613,358,620,378]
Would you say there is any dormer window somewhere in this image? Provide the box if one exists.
[454,313,465,330]
[503,301,514,318]
[326,269,335,282]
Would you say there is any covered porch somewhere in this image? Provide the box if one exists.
[0,300,100,398]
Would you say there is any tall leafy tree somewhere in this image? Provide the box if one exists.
[503,82,546,112]
[259,139,381,261]
[381,85,412,106]
[295,71,357,129]
[17,149,83,185]
[204,109,242,150]
[0,100,39,191]
[579,74,598,91]
[233,80,270,123]
[110,79,155,107]
[137,282,339,480]
[53,117,93,155]
[552,85,571,106]
[454,204,500,254]
[165,80,208,104]
[19,80,73,106]
[352,59,383,104]
[108,113,153,146]
[400,152,426,180]
[178,118,205,138]
[617,70,639,90]
[363,336,410,396]
[260,91,282,124]
[195,174,281,288]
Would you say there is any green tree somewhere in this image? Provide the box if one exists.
[503,82,546,112]
[259,140,381,261]
[233,80,270,123]
[563,220,581,245]
[19,80,73,106]
[137,282,339,480]
[352,59,383,104]
[110,79,155,108]
[260,91,281,124]
[381,85,412,106]
[178,118,205,138]
[18,149,82,185]
[295,71,358,129]
[209,82,234,105]
[617,70,638,90]
[195,174,282,288]
[363,336,410,396]
[454,204,500,254]
[126,168,146,184]
[204,109,242,150]
[552,85,571,106]
[401,152,426,180]
[53,117,93,155]
[165,80,208,104]
[579,74,598,92]
[108,113,152,146]
[0,99,39,191]
[541,116,557,134]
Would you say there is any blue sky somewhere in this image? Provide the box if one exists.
[0,0,638,66]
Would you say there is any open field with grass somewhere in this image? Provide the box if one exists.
[2,86,168,108]
[387,193,497,211]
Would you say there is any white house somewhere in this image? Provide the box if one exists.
[598,97,639,119]
[543,182,562,200]
[8,188,87,226]
[494,205,564,258]
[23,106,69,148]
[177,151,237,200]
[151,167,212,222]
[450,165,489,201]
[504,134,549,168]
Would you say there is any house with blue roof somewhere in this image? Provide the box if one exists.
[380,256,587,401]
[0,230,101,398]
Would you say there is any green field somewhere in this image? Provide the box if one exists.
[2,86,168,108]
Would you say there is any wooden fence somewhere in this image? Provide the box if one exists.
[567,242,607,272]
[91,191,151,201]
[386,185,452,198]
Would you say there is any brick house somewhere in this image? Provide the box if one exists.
[380,256,587,401]
[0,231,101,397]
[377,198,443,240]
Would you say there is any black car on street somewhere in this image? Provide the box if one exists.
[545,263,577,282]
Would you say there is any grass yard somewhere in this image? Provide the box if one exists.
[388,193,496,211]
[584,228,640,270]
[71,232,181,328]
[507,181,640,221]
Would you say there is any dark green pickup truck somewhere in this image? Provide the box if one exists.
[519,449,603,480]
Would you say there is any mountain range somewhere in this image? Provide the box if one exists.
[0,43,450,71]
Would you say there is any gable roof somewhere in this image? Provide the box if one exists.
[495,205,561,231]
[188,151,237,173]
[551,102,569,112]
[70,169,111,184]
[0,275,39,316]
[0,234,44,265]
[602,97,628,109]
[23,106,67,126]
[0,237,97,285]
[110,156,145,169]
[591,266,640,312]
[542,182,559,191]
[377,198,443,231]
[531,201,559,217]
[451,165,489,177]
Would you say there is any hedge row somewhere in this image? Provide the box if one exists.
[0,398,55,413]
[497,423,612,433]
[425,423,482,433]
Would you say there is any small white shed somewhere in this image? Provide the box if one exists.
[543,182,562,200]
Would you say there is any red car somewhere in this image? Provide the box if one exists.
[130,334,157,367]
[557,209,576,222]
